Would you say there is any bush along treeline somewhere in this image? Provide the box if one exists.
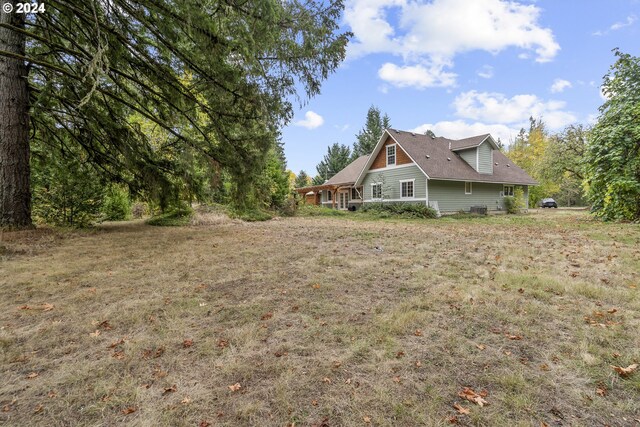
[0,0,349,229]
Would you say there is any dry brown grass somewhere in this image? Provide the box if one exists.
[1,211,639,426]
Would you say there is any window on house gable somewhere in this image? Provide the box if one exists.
[503,185,514,196]
[386,145,396,166]
[465,182,472,194]
[371,183,382,199]
[400,180,414,198]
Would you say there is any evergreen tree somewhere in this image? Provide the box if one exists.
[352,106,391,158]
[585,49,640,220]
[315,143,351,182]
[295,171,311,188]
[0,0,350,227]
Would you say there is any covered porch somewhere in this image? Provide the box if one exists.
[295,184,363,210]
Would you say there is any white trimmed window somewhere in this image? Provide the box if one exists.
[371,183,382,199]
[386,145,396,166]
[465,182,472,194]
[351,188,360,200]
[327,190,332,201]
[503,185,514,196]
[400,179,414,198]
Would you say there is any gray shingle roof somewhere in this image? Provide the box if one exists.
[386,129,538,185]
[324,155,370,186]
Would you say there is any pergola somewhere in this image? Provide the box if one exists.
[294,183,354,208]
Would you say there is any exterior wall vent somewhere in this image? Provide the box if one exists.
[507,164,511,167]
[425,155,430,159]
[447,157,451,161]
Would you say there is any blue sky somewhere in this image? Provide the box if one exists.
[281,0,640,176]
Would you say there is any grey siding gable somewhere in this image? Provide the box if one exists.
[478,141,493,174]
[458,148,477,171]
[428,180,505,212]
[363,165,426,200]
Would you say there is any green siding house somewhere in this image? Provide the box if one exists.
[296,129,537,214]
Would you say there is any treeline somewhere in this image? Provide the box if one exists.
[507,49,639,221]
[0,0,349,228]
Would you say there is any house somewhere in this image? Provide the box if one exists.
[296,129,537,213]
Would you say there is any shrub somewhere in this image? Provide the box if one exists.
[146,207,193,226]
[504,187,526,214]
[361,203,438,219]
[296,205,347,217]
[101,185,131,221]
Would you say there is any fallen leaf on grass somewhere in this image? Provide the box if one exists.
[311,399,318,406]
[33,404,43,414]
[322,377,332,384]
[414,329,423,336]
[607,308,617,314]
[108,338,125,349]
[596,385,607,396]
[47,390,57,398]
[18,304,54,311]
[539,364,550,371]
[199,422,211,427]
[26,372,39,379]
[452,403,470,414]
[396,351,405,359]
[182,339,193,348]
[122,407,137,415]
[261,312,273,320]
[415,360,422,367]
[112,351,125,360]
[228,383,241,392]
[448,415,459,424]
[162,385,177,395]
[507,334,523,340]
[475,344,486,350]
[612,364,638,377]
[363,416,371,423]
[458,387,488,407]
[89,330,101,338]
[392,376,401,383]
[98,320,112,330]
[217,339,228,348]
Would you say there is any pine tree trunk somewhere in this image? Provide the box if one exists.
[0,3,32,228]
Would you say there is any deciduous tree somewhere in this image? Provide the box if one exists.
[585,49,640,221]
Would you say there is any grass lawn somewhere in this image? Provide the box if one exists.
[1,210,639,426]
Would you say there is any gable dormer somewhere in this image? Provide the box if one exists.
[450,135,497,174]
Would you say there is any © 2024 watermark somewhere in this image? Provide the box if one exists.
[3,2,46,14]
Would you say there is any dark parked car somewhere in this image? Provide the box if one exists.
[540,198,558,208]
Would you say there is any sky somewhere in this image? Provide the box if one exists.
[281,0,640,176]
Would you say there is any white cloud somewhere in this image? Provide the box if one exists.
[294,111,324,129]
[453,90,576,129]
[378,63,456,89]
[477,65,494,79]
[593,14,637,36]
[550,78,572,93]
[411,120,520,145]
[345,0,559,88]
[611,14,637,30]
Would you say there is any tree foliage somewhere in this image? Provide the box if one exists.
[542,125,589,206]
[315,143,351,183]
[1,0,349,224]
[295,170,311,188]
[585,49,640,221]
[507,118,559,206]
[352,105,391,158]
